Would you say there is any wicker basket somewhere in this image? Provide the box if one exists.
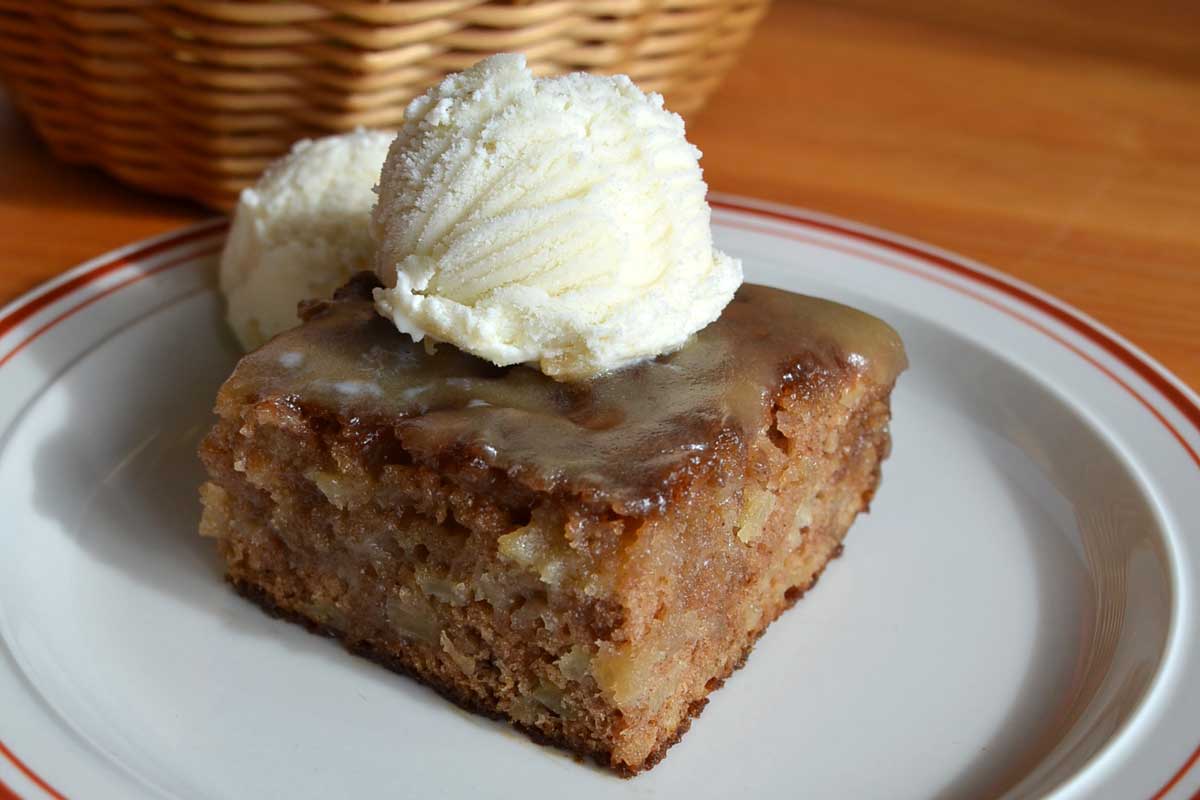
[0,0,769,209]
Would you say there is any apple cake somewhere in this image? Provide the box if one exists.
[198,273,905,774]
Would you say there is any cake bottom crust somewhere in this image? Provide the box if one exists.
[229,543,843,777]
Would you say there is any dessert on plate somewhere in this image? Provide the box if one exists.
[199,54,906,775]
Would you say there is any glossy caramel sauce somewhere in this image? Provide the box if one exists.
[221,274,906,514]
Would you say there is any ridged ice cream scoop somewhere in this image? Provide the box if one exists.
[372,54,742,381]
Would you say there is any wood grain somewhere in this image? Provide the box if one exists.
[1,0,1198,389]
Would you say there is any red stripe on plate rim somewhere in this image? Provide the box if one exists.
[0,221,228,800]
[712,212,1200,471]
[0,244,224,371]
[0,739,65,800]
[0,777,22,800]
[711,199,1200,468]
[0,200,1196,800]
[0,220,226,346]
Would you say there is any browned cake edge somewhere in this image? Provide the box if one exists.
[227,577,617,770]
[198,286,900,775]
[228,544,844,777]
[200,382,890,774]
[201,384,889,774]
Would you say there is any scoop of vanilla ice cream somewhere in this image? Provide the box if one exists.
[220,129,393,350]
[372,54,742,380]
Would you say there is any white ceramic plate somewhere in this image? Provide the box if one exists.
[2,196,1198,800]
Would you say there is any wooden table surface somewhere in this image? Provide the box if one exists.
[1,0,1197,390]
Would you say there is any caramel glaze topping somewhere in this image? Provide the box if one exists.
[220,273,906,516]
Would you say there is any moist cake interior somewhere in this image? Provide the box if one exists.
[199,273,905,773]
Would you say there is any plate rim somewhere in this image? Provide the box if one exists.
[0,196,1197,800]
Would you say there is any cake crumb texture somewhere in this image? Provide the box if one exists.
[198,279,902,774]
